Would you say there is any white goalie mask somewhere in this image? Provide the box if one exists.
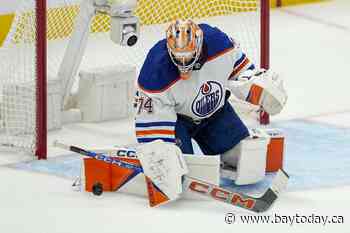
[166,20,203,78]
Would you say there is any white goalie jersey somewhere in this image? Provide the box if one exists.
[134,23,287,145]
[136,24,255,143]
[134,24,256,144]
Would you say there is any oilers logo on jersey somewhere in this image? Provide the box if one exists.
[191,81,223,117]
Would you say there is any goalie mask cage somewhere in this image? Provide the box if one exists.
[0,0,270,159]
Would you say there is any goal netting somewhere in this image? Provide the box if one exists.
[0,0,268,159]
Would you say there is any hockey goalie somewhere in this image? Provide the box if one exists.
[73,19,288,208]
[134,20,287,186]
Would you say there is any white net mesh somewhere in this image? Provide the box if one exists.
[0,0,262,156]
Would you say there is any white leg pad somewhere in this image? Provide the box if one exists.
[221,132,269,185]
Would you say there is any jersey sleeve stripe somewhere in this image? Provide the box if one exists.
[235,56,250,72]
[234,53,246,67]
[137,138,176,143]
[137,134,175,140]
[135,126,175,131]
[135,121,176,143]
[229,57,252,80]
[136,129,175,137]
[135,122,176,128]
[228,62,255,80]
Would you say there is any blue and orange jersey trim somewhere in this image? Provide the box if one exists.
[135,121,176,143]
[229,53,255,80]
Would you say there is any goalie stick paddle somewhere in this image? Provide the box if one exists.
[183,170,289,213]
[53,141,289,212]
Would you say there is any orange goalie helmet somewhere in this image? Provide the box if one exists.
[166,20,203,77]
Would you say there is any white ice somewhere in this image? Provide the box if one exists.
[1,0,350,232]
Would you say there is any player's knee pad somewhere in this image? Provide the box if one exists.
[221,128,269,185]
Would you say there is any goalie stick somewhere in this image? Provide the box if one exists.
[53,141,289,212]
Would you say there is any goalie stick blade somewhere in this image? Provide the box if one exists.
[255,169,289,212]
[270,169,289,196]
[183,169,289,213]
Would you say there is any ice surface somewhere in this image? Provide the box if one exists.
[0,166,349,233]
[1,1,350,232]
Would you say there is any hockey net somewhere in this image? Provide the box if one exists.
[0,0,269,159]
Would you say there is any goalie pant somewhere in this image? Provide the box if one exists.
[175,96,249,155]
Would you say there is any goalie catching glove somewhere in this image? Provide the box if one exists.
[229,69,288,115]
[136,140,188,202]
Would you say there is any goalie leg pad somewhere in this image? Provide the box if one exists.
[221,130,269,185]
[83,157,141,192]
[82,156,174,206]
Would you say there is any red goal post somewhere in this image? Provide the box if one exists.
[260,0,270,125]
[36,0,47,159]
[2,0,270,159]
